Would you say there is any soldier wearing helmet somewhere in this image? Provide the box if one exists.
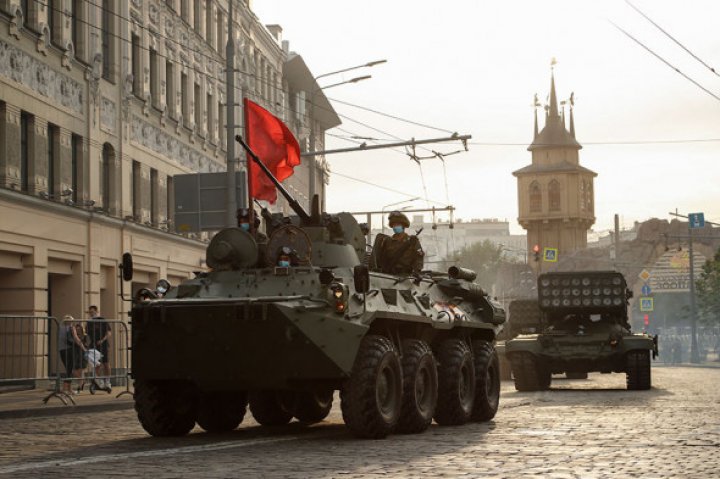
[236,207,268,266]
[369,211,424,275]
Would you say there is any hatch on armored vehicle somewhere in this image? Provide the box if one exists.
[505,271,658,391]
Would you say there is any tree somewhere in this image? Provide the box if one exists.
[446,240,507,291]
[696,247,720,326]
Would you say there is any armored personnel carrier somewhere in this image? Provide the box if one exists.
[126,138,505,439]
[505,271,658,391]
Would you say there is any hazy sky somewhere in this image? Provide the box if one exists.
[253,0,720,234]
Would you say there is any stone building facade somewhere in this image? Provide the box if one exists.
[0,0,338,378]
[513,72,596,273]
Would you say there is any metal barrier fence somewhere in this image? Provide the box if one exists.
[0,316,133,406]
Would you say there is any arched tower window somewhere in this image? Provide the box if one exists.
[529,181,541,213]
[548,179,561,212]
[579,180,586,211]
[585,180,593,213]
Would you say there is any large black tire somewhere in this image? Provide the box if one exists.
[290,390,334,424]
[249,391,293,426]
[134,380,197,437]
[511,353,551,391]
[566,372,588,380]
[434,338,476,426]
[341,335,403,439]
[471,340,500,422]
[197,391,248,433]
[396,339,438,434]
[626,350,651,390]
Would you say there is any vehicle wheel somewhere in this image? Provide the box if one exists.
[566,372,588,380]
[471,340,500,422]
[197,391,248,433]
[511,353,550,391]
[434,338,476,426]
[249,391,293,426]
[290,390,334,424]
[626,350,651,390]
[134,380,197,437]
[341,335,402,439]
[396,340,438,434]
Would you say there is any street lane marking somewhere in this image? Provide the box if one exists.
[0,433,339,474]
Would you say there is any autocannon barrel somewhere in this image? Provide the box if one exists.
[448,266,477,282]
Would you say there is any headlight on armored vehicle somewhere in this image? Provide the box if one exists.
[328,283,349,314]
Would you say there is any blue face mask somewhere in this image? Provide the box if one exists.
[278,260,290,267]
[239,223,250,232]
[392,225,405,235]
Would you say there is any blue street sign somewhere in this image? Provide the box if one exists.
[688,212,705,229]
[641,284,651,296]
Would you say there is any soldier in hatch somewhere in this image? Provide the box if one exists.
[237,207,268,266]
[369,211,424,275]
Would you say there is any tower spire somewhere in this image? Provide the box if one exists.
[548,66,559,118]
[569,92,576,138]
[533,93,539,138]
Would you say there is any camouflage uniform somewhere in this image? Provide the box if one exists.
[370,211,424,275]
[237,208,268,266]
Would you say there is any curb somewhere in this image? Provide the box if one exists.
[0,400,134,420]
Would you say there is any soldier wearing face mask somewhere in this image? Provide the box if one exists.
[236,208,268,266]
[369,211,424,275]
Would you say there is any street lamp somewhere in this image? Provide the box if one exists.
[308,60,387,208]
[381,198,419,235]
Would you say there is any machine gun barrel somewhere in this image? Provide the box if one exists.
[235,135,311,222]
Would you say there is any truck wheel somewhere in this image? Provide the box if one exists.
[197,391,248,433]
[511,353,550,391]
[471,340,500,422]
[134,380,197,437]
[290,390,334,424]
[249,391,293,426]
[341,335,402,439]
[626,350,651,390]
[396,339,438,434]
[434,338,476,426]
[566,372,588,380]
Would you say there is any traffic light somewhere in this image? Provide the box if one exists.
[643,314,649,327]
[533,244,541,262]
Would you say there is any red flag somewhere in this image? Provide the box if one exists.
[244,98,301,204]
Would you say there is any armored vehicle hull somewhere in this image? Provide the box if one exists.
[505,271,657,391]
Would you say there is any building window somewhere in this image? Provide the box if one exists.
[47,124,58,196]
[71,134,81,203]
[150,47,158,107]
[48,0,62,47]
[585,181,593,213]
[218,99,224,145]
[71,0,85,61]
[166,61,175,117]
[181,0,189,22]
[579,180,586,212]
[101,143,113,212]
[181,72,188,125]
[529,181,541,213]
[131,33,142,97]
[194,0,201,32]
[205,1,213,45]
[21,0,31,29]
[206,92,213,140]
[216,10,224,53]
[548,179,561,212]
[150,168,158,225]
[132,160,141,220]
[101,0,114,82]
[20,112,30,192]
[194,82,202,132]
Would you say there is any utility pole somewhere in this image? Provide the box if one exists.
[225,0,237,227]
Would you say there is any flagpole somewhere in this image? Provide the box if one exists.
[225,0,237,228]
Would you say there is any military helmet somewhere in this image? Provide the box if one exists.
[236,208,260,228]
[388,211,410,228]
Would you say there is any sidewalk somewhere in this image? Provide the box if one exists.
[0,384,134,420]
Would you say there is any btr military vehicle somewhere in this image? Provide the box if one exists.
[505,271,658,391]
[125,137,505,439]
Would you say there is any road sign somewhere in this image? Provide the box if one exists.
[641,284,651,296]
[640,297,654,312]
[688,212,705,229]
[543,247,558,262]
[639,269,651,282]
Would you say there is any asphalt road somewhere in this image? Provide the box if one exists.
[0,367,718,478]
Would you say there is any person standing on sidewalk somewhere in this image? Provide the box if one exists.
[87,306,112,390]
[59,315,87,395]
